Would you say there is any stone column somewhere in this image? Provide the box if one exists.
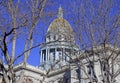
[46,49,47,61]
[46,49,48,61]
[62,48,65,61]
[42,54,45,62]
[40,50,42,63]
[48,48,50,61]
[55,48,57,60]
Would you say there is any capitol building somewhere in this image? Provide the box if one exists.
[0,6,120,83]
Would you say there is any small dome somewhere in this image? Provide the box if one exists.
[46,6,74,43]
[47,17,73,33]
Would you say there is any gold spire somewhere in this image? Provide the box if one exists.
[57,5,63,18]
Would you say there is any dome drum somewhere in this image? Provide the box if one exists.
[46,17,75,43]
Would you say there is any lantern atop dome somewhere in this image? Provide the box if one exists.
[57,5,63,18]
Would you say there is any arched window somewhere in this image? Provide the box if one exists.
[53,36,56,41]
[59,35,62,40]
[46,35,50,42]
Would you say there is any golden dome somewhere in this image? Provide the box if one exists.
[47,17,73,33]
[47,6,73,33]
[46,6,74,43]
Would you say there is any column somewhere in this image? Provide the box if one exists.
[40,50,42,63]
[62,48,63,61]
[46,49,48,61]
[55,48,57,60]
[42,53,45,62]
[62,48,65,61]
[48,48,50,61]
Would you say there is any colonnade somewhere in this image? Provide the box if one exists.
[40,47,70,64]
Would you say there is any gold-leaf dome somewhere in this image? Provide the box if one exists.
[47,17,73,33]
[46,6,74,43]
[47,6,73,33]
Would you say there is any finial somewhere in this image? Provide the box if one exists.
[57,5,63,18]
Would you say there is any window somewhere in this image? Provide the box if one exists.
[63,70,71,83]
[76,67,81,83]
[64,78,69,83]
[65,48,70,52]
[47,35,50,41]
[59,35,62,40]
[57,48,62,51]
[57,48,63,58]
[53,52,55,61]
[101,61,107,78]
[65,56,67,61]
[87,61,97,81]
[65,48,70,61]
[53,36,56,40]
[87,61,94,75]
[50,48,55,52]
[50,48,55,61]
[101,61,107,71]
[76,68,81,79]
[42,50,46,61]
[87,65,92,75]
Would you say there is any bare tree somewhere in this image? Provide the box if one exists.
[33,0,120,82]
[0,0,47,83]
[67,0,120,83]
[0,0,119,83]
